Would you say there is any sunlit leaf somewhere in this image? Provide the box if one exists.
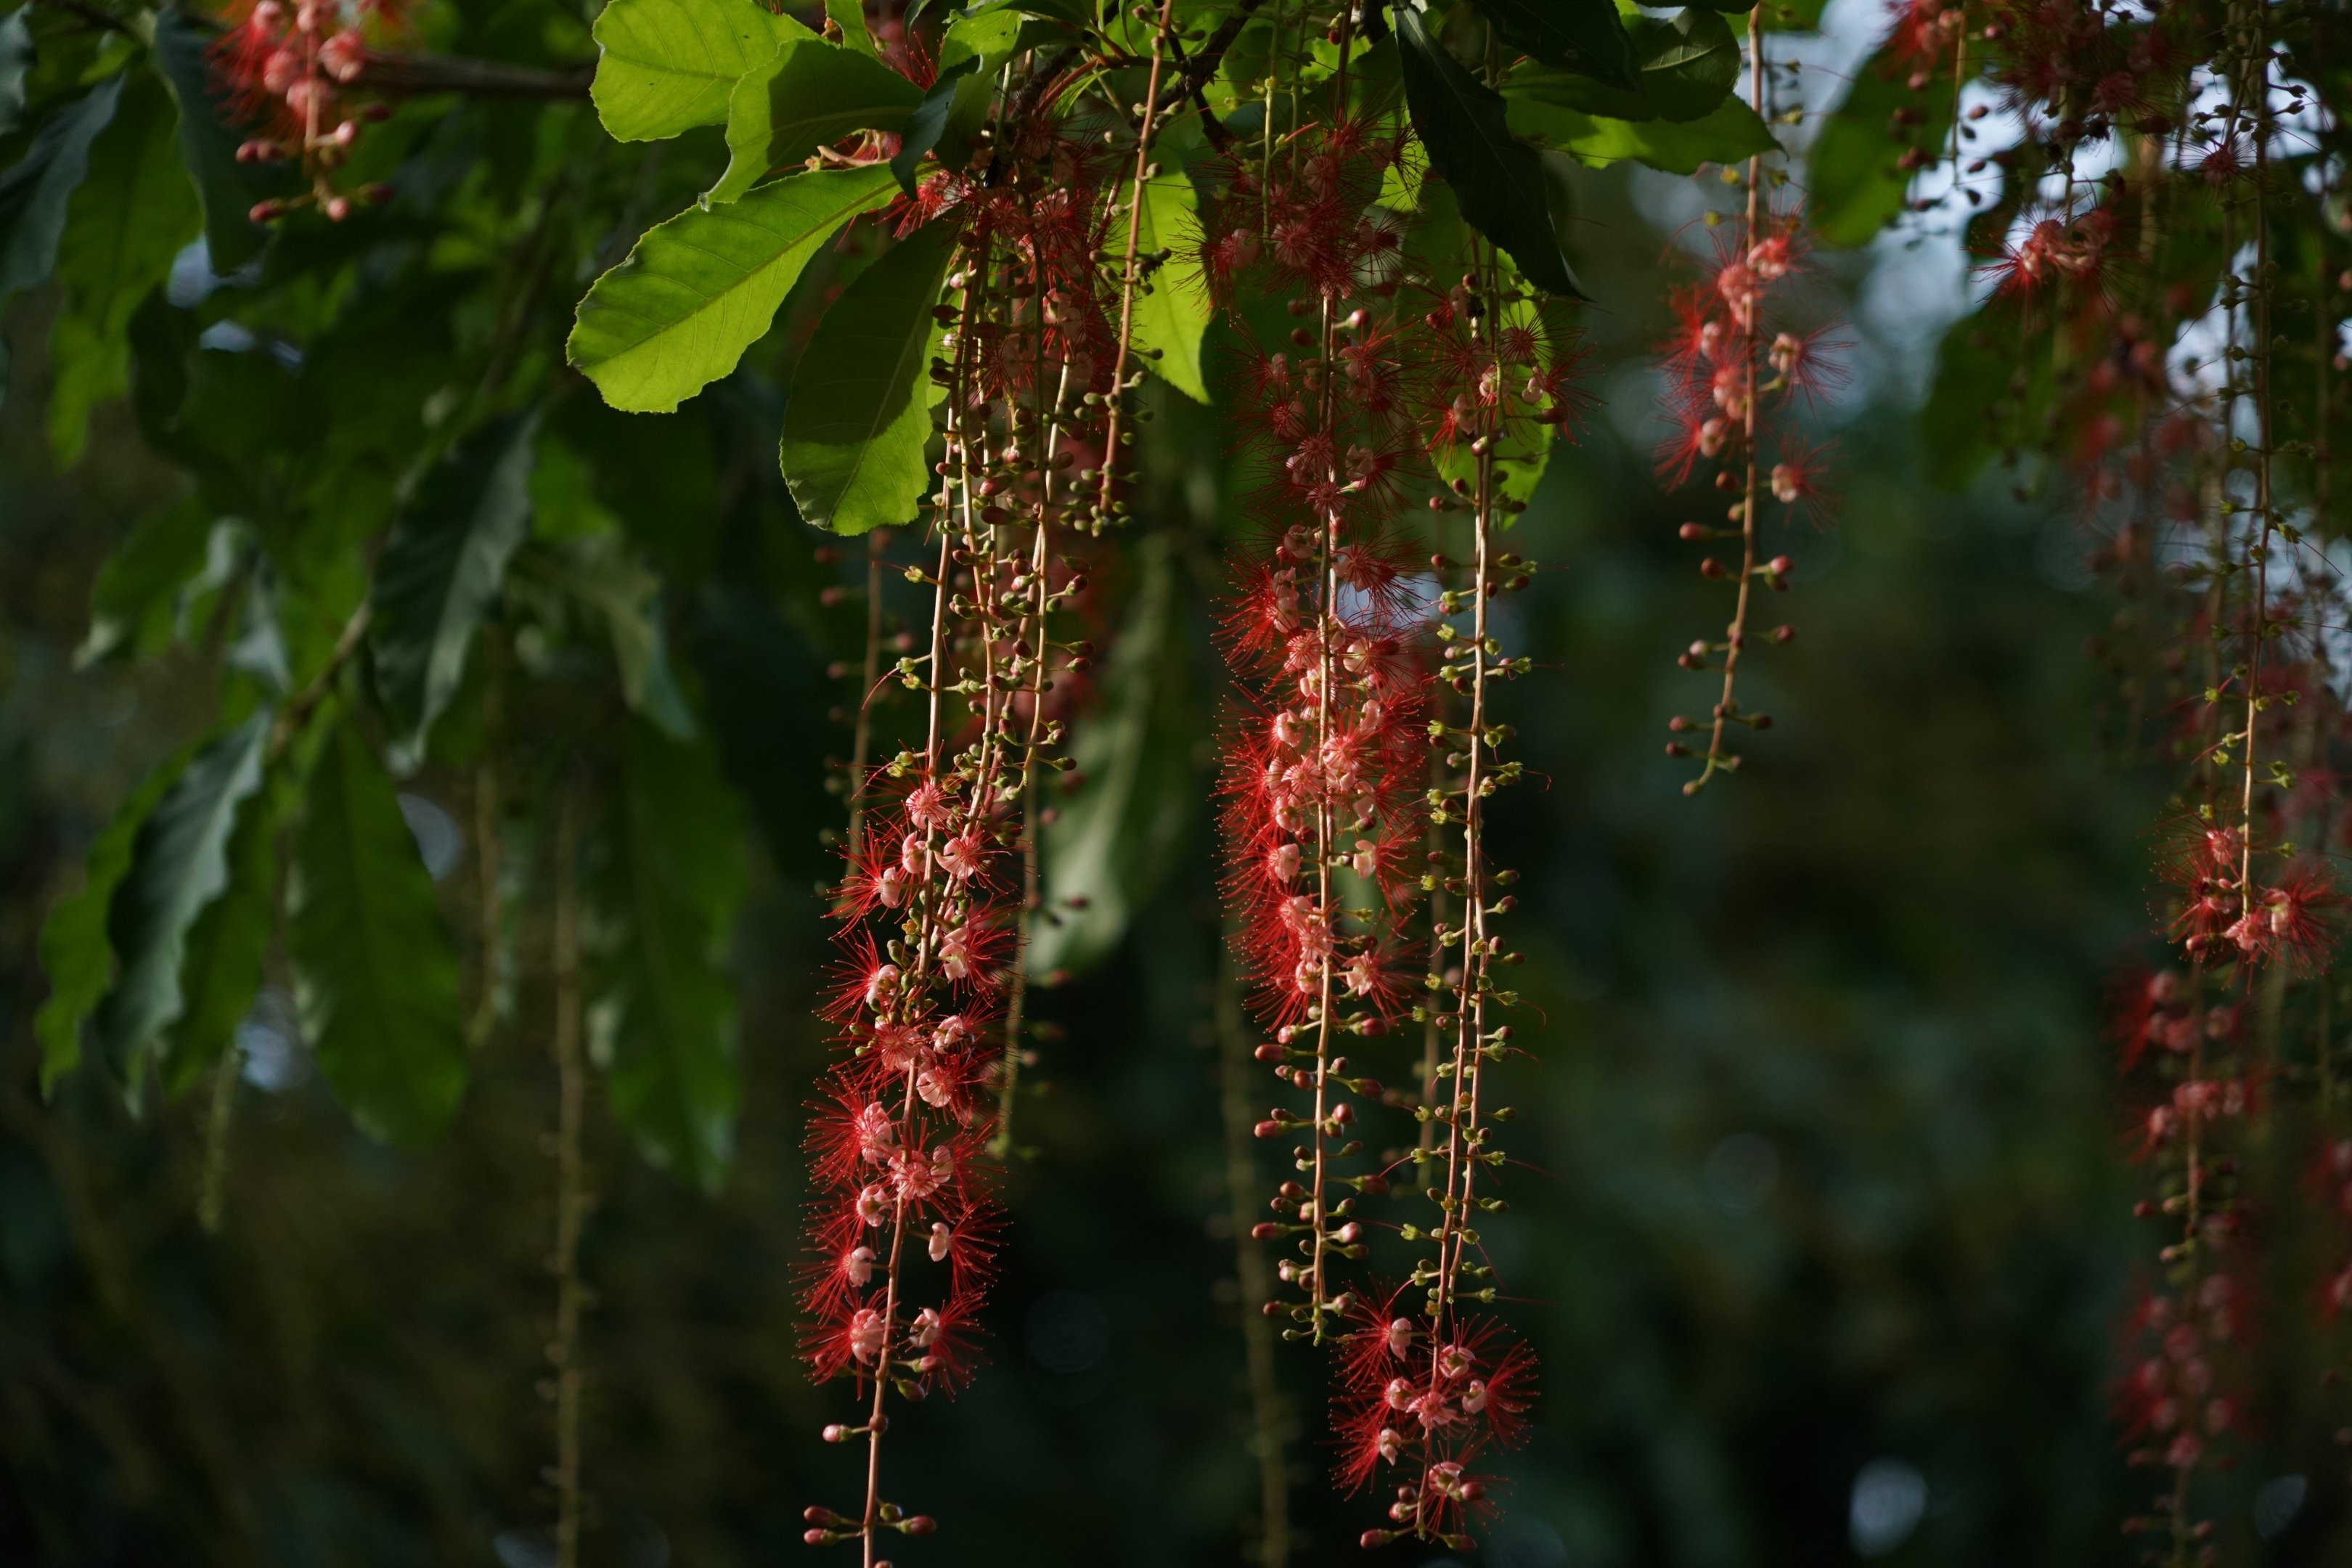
[291,716,467,1148]
[780,221,954,535]
[706,38,922,206]
[569,164,900,414]
[589,0,815,142]
[1509,93,1777,173]
[1127,171,1212,402]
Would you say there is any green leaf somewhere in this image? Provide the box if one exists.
[369,409,541,770]
[0,12,33,139]
[1510,93,1776,173]
[961,0,1095,32]
[589,0,815,142]
[47,68,203,466]
[1808,49,1950,246]
[1127,171,1211,402]
[0,75,123,306]
[706,38,923,206]
[891,55,987,197]
[151,9,276,274]
[291,716,467,1148]
[165,761,285,1096]
[939,7,1023,69]
[826,0,881,55]
[1395,6,1586,299]
[589,718,745,1191]
[1641,8,1741,122]
[1502,8,1742,124]
[1470,0,1636,91]
[780,221,954,534]
[1686,0,1759,12]
[569,164,900,414]
[76,492,213,665]
[1028,531,1196,977]
[92,709,271,1083]
[35,751,190,1093]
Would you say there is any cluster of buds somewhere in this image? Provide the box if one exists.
[215,0,397,221]
[1655,196,1834,792]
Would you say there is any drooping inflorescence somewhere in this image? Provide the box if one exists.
[213,0,400,221]
[1656,14,1835,793]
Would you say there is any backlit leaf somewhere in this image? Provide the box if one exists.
[780,221,955,535]
[569,164,900,413]
[291,716,467,1148]
[707,38,923,206]
[1127,171,1212,402]
[1508,93,1776,173]
[589,0,815,142]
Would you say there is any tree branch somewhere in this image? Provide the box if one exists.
[352,52,594,100]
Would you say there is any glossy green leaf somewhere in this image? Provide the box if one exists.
[47,68,203,466]
[939,7,1022,69]
[1809,49,1951,246]
[570,164,899,414]
[0,12,33,139]
[589,718,745,1191]
[0,75,122,306]
[707,38,923,206]
[1396,6,1586,300]
[291,716,467,1148]
[781,222,954,535]
[589,0,815,142]
[1509,93,1776,173]
[370,409,541,770]
[1128,172,1211,402]
[962,0,1095,32]
[826,0,881,55]
[1471,0,1636,90]
[165,762,285,1096]
[35,751,190,1093]
[151,10,276,273]
[1028,531,1196,977]
[92,710,271,1082]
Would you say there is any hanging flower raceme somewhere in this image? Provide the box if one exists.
[1655,197,1838,791]
[213,0,401,221]
[1203,115,1432,1348]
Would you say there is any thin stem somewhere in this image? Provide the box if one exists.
[1095,0,1179,523]
[847,529,887,853]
